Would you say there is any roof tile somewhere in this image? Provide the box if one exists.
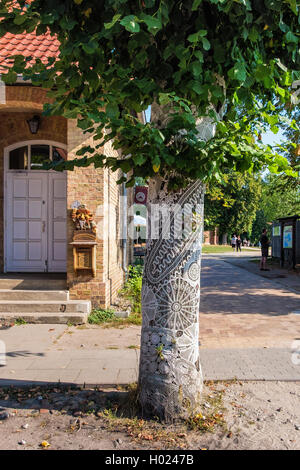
[0,30,60,72]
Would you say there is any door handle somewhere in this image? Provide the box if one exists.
[42,221,46,233]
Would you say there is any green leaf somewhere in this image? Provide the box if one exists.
[120,15,140,33]
[191,61,202,77]
[106,102,119,119]
[275,85,286,98]
[133,154,147,165]
[286,0,298,15]
[192,0,203,10]
[120,160,132,172]
[82,40,98,54]
[201,38,211,51]
[2,70,17,84]
[248,27,259,42]
[104,14,121,29]
[159,93,171,105]
[13,15,27,25]
[188,30,207,43]
[194,50,204,62]
[285,31,298,43]
[189,80,202,95]
[140,14,162,34]
[59,17,77,31]
[188,32,200,43]
[228,62,247,82]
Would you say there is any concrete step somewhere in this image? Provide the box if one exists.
[0,311,87,325]
[0,278,67,290]
[0,290,69,301]
[0,300,91,314]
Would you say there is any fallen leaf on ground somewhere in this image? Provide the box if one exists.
[40,441,50,448]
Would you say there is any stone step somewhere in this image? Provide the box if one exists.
[0,278,67,291]
[0,290,69,301]
[0,311,87,325]
[0,300,91,314]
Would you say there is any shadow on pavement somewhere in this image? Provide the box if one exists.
[0,381,137,419]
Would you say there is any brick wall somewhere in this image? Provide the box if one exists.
[67,120,126,308]
[0,86,67,271]
[203,228,219,245]
[0,86,127,308]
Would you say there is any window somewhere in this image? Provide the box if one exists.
[9,146,28,170]
[53,147,67,162]
[31,145,50,170]
[8,143,67,171]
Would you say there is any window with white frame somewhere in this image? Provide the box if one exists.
[8,144,67,170]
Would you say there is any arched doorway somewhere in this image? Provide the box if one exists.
[4,140,67,272]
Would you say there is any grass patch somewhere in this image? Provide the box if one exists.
[202,245,234,253]
[15,317,27,326]
[88,308,116,324]
[88,308,142,327]
[202,245,259,253]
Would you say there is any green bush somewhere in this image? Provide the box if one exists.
[88,309,116,324]
[120,265,143,313]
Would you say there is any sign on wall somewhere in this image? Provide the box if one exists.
[273,225,281,237]
[283,225,293,248]
[134,186,148,205]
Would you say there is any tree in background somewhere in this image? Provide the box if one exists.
[250,209,269,245]
[205,172,262,241]
[251,172,299,243]
[1,0,299,421]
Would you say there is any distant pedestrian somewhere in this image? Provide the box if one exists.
[231,234,237,251]
[236,236,242,252]
[260,228,270,271]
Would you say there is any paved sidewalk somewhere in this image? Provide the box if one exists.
[199,255,300,349]
[1,346,299,386]
[0,255,299,385]
[220,252,300,293]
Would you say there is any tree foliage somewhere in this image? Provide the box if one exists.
[260,173,299,220]
[274,107,300,193]
[250,173,299,243]
[204,171,261,236]
[0,0,299,187]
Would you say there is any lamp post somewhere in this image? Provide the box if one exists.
[27,115,41,134]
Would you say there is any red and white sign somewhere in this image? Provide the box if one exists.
[134,186,148,205]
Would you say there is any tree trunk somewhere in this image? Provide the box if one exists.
[222,233,228,245]
[138,90,224,420]
[138,177,205,421]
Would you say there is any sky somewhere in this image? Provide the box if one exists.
[261,128,286,147]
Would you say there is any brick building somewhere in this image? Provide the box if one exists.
[203,228,219,245]
[0,31,129,309]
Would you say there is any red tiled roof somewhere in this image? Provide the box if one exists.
[0,30,60,73]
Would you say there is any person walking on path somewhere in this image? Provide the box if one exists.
[231,234,237,251]
[236,235,242,252]
[260,228,270,271]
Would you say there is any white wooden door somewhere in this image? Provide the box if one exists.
[6,172,67,272]
[6,172,48,272]
[47,173,67,272]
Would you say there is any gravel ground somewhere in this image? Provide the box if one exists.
[0,381,299,450]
